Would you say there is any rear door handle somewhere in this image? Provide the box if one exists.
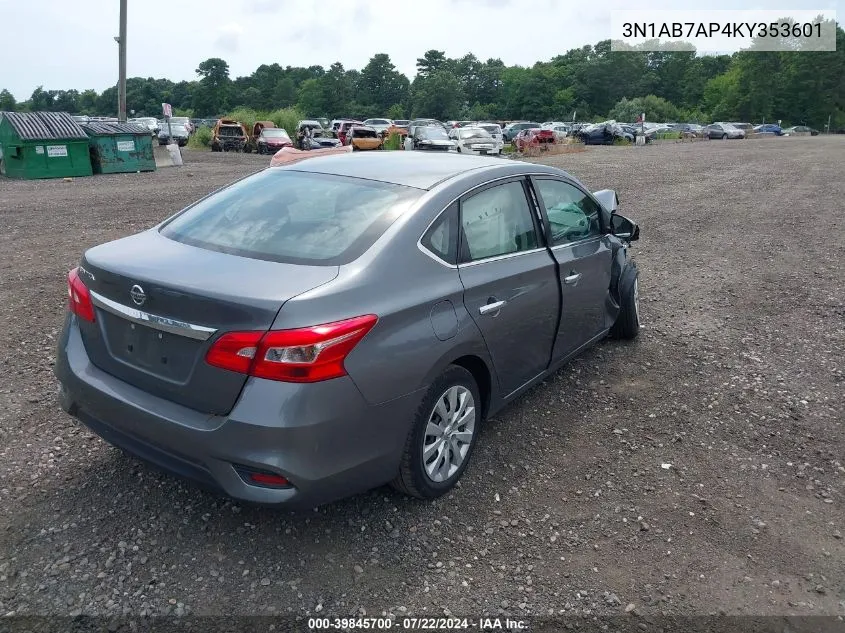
[563,272,582,285]
[479,300,507,315]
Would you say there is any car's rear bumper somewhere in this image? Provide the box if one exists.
[55,315,423,508]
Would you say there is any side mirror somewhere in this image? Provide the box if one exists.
[610,212,639,242]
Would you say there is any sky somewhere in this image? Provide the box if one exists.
[1,0,838,101]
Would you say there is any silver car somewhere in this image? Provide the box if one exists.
[705,123,745,139]
[55,153,641,508]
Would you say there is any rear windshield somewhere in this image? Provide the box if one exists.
[159,170,422,265]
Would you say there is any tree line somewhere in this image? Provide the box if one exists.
[1,22,843,128]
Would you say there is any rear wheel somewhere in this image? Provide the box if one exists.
[0,159,5,176]
[391,365,481,499]
[721,133,728,140]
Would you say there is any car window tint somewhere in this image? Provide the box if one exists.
[421,203,458,264]
[535,179,602,245]
[460,181,538,262]
[160,170,421,266]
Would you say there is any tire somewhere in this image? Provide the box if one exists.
[0,159,6,176]
[391,365,481,499]
[721,133,728,140]
[611,263,640,340]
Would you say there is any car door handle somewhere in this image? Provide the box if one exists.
[563,272,582,285]
[479,300,507,315]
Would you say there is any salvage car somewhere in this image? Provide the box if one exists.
[303,135,343,150]
[362,118,394,135]
[347,125,383,151]
[783,125,819,136]
[753,124,784,136]
[574,121,629,145]
[130,117,159,135]
[705,123,745,140]
[256,127,293,154]
[514,127,556,152]
[502,121,542,142]
[211,119,249,152]
[157,124,189,146]
[450,127,502,155]
[337,120,363,146]
[409,125,457,151]
[297,120,325,137]
[672,123,704,137]
[170,116,193,135]
[476,123,504,143]
[55,152,640,508]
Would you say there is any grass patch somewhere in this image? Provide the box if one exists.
[220,107,304,138]
[382,131,402,151]
[188,126,212,149]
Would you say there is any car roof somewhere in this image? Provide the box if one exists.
[273,152,565,190]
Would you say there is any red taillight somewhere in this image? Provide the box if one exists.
[248,472,290,487]
[205,314,377,383]
[67,268,95,323]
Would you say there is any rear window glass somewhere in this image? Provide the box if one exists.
[160,170,422,265]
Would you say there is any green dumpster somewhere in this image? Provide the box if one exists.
[82,122,156,174]
[0,111,92,179]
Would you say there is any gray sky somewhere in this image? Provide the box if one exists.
[2,0,838,100]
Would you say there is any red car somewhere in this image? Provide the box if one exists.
[337,120,363,146]
[514,127,556,152]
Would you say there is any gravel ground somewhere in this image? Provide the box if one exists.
[0,139,843,625]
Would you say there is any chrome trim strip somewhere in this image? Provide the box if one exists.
[550,235,604,251]
[417,241,458,269]
[459,247,547,267]
[89,290,218,341]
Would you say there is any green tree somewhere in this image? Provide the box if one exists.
[53,90,80,113]
[703,66,742,121]
[296,78,325,116]
[193,57,232,116]
[359,54,410,114]
[0,89,16,111]
[412,71,461,120]
[320,62,354,117]
[29,86,55,111]
[273,78,297,108]
[609,95,679,122]
[416,50,449,78]
[77,89,98,114]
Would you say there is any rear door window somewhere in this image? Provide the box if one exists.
[160,170,421,265]
[459,181,539,262]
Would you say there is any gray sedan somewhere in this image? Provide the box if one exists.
[55,153,641,508]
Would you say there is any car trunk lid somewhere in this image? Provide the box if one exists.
[76,230,338,415]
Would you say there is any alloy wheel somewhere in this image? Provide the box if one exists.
[422,386,476,483]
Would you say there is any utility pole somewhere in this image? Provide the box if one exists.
[117,0,127,121]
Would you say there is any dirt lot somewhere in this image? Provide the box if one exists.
[0,139,843,625]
